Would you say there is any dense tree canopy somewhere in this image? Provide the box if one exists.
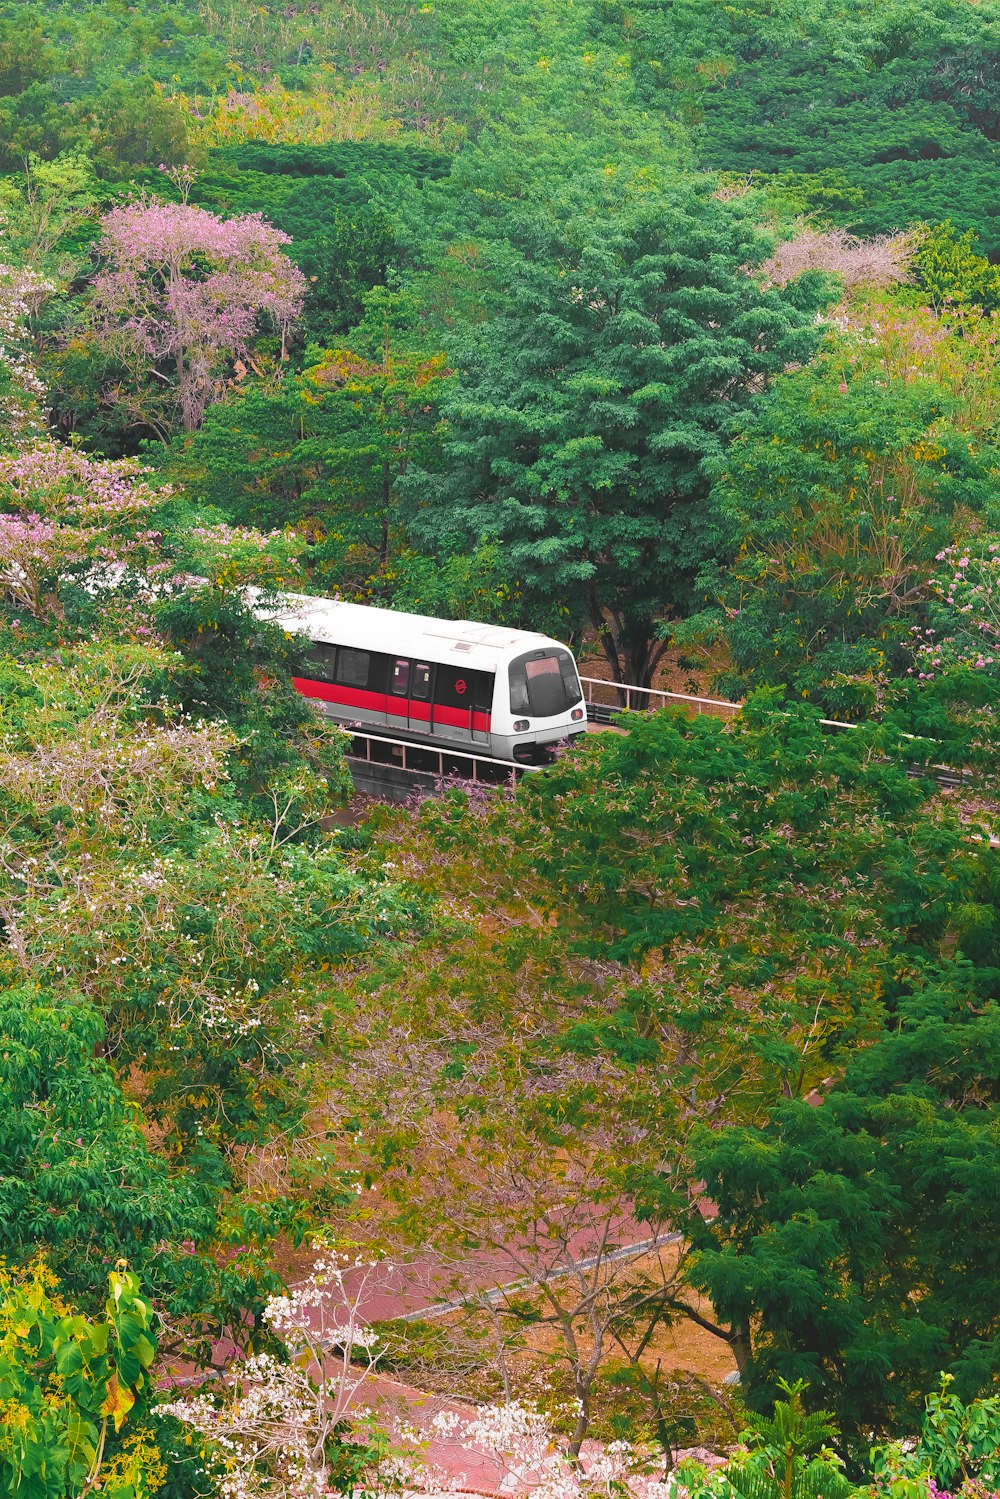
[690,956,1000,1448]
[695,303,1000,711]
[331,691,1000,1447]
[5,0,1000,1489]
[406,194,828,685]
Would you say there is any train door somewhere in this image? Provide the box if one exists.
[433,664,490,742]
[471,671,492,745]
[409,661,432,733]
[388,656,410,734]
[433,662,473,739]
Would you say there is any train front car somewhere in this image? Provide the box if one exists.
[492,640,587,763]
[260,592,587,765]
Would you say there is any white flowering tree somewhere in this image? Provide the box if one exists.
[159,1252,388,1499]
[162,1256,694,1499]
[0,260,50,442]
[425,1401,678,1499]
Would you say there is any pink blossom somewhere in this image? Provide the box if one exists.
[0,443,173,620]
[915,535,1000,680]
[89,198,306,431]
[761,226,914,291]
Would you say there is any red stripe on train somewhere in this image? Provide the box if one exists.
[292,677,491,733]
[292,678,387,714]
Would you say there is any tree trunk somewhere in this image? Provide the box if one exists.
[178,351,195,432]
[586,589,631,708]
[730,1323,752,1376]
[626,639,655,693]
[566,1375,591,1461]
[380,461,391,565]
[585,591,674,708]
[625,633,672,704]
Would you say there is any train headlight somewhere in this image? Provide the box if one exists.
[571,707,584,721]
[513,719,530,732]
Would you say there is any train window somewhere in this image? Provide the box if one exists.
[559,653,582,704]
[412,662,432,700]
[336,647,370,688]
[525,656,566,717]
[509,667,529,715]
[304,642,336,682]
[368,653,390,693]
[391,658,410,696]
[474,673,494,712]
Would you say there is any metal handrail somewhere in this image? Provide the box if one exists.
[339,725,531,786]
[579,675,741,715]
[579,675,861,732]
[340,706,991,810]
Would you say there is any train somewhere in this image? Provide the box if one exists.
[263,591,588,763]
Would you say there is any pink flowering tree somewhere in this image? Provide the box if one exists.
[0,441,167,620]
[761,226,914,293]
[88,197,306,435]
[912,539,1000,680]
[0,441,304,628]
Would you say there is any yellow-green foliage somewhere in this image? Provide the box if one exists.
[0,1262,160,1499]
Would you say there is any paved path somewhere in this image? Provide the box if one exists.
[162,1227,695,1492]
[389,1234,679,1323]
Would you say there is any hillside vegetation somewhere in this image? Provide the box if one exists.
[3,1,1000,1495]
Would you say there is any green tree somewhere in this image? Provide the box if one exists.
[0,10,53,98]
[333,690,994,1445]
[0,981,278,1366]
[686,952,1000,1449]
[0,636,368,1163]
[700,302,1000,712]
[612,0,1000,257]
[406,191,827,686]
[911,221,1000,313]
[166,331,451,599]
[0,153,99,283]
[0,1260,159,1499]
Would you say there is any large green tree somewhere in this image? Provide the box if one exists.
[699,302,1000,713]
[0,981,275,1366]
[166,334,451,597]
[406,191,828,686]
[687,952,1000,1451]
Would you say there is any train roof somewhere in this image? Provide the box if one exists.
[259,591,567,673]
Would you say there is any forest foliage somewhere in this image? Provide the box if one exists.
[3,0,1000,1493]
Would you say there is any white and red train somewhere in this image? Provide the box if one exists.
[266,592,588,763]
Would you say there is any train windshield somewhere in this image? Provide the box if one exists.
[508,649,582,718]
